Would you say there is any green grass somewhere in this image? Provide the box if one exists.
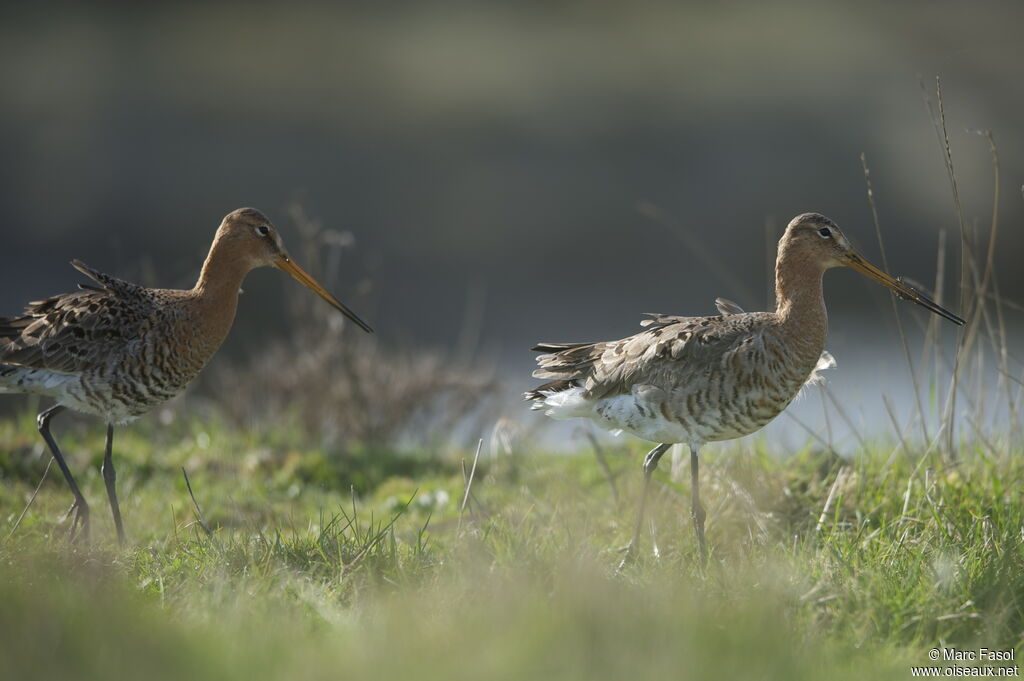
[0,409,1021,681]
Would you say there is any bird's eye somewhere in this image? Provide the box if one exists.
[818,227,832,238]
[255,225,270,237]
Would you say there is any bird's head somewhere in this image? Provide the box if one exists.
[781,212,964,325]
[215,207,373,333]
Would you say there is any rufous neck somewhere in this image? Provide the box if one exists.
[774,247,828,341]
[190,235,254,344]
[193,234,252,297]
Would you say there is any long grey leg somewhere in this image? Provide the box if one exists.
[37,405,90,541]
[101,424,125,545]
[617,442,671,570]
[690,445,707,564]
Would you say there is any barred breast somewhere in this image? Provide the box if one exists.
[54,296,224,424]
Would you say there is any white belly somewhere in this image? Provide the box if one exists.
[535,385,699,444]
[598,396,697,442]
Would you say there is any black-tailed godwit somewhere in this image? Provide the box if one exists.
[0,207,372,543]
[527,213,964,565]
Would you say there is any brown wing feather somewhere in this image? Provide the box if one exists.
[529,312,772,401]
[0,261,158,374]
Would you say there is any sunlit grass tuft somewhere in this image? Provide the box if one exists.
[1,409,1021,680]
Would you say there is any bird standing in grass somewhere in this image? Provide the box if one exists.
[527,213,964,565]
[0,208,372,543]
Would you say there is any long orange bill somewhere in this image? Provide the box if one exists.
[844,252,964,326]
[276,256,374,333]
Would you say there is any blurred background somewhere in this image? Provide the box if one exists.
[1,0,1022,452]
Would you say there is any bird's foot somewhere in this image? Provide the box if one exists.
[695,540,707,567]
[617,539,661,569]
[691,529,708,568]
[616,542,637,572]
[63,499,90,543]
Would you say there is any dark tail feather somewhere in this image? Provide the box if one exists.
[524,379,577,402]
[0,363,23,393]
[531,342,590,353]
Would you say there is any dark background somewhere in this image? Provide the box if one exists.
[1,1,1021,433]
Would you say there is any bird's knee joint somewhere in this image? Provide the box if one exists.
[102,463,116,483]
